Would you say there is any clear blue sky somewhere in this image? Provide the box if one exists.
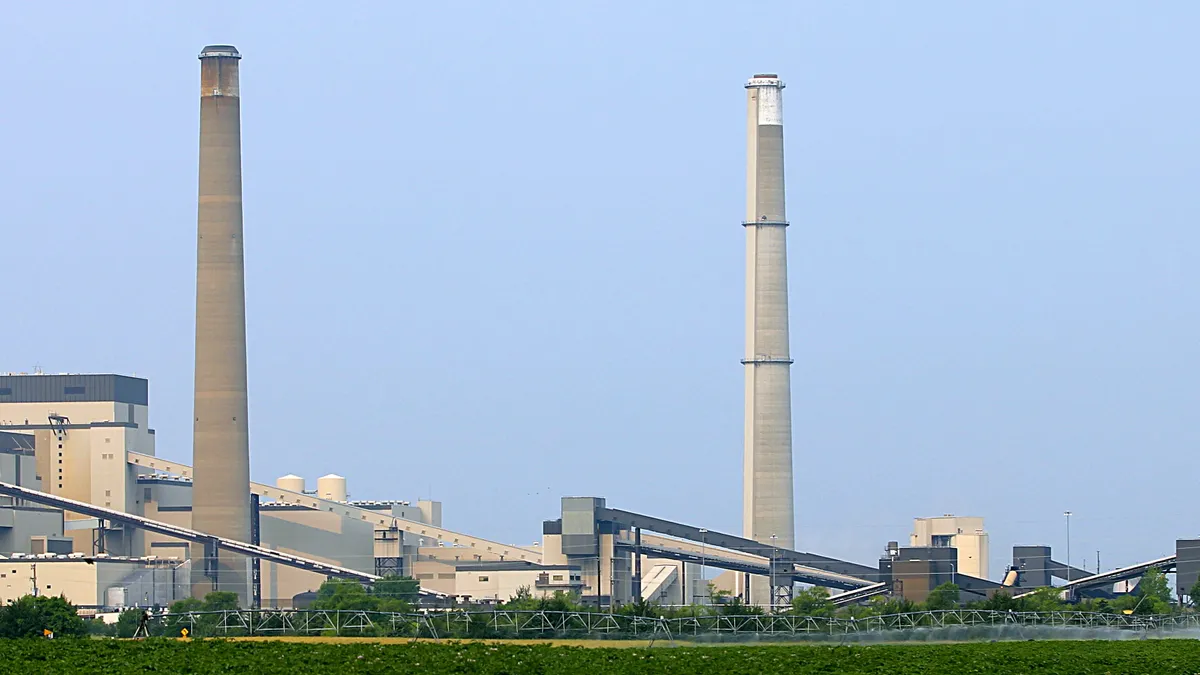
[3,2,1198,577]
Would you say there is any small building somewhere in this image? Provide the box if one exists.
[453,561,583,603]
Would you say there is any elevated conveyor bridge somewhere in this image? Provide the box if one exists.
[1014,554,1177,599]
[0,480,385,588]
[128,452,542,564]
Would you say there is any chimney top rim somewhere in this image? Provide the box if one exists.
[200,45,241,59]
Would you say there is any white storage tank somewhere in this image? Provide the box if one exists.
[276,474,305,493]
[106,586,129,609]
[317,474,347,502]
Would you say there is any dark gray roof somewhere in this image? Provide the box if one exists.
[455,561,579,573]
[0,374,148,406]
[0,431,35,453]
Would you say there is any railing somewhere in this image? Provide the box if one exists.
[136,609,1200,640]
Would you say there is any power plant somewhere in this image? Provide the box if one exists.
[0,51,1194,614]
[190,45,253,602]
[742,75,795,609]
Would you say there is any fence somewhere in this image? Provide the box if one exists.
[144,609,1200,640]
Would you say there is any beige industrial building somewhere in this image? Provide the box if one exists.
[0,373,484,608]
[910,515,990,580]
[0,554,188,608]
[452,562,584,603]
[0,374,156,558]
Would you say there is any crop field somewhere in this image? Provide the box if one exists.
[3,639,1200,673]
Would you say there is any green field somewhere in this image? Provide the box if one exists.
[2,639,1200,674]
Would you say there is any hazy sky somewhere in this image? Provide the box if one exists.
[3,2,1198,578]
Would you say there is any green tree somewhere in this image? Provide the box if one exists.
[790,586,834,617]
[311,579,379,611]
[499,587,581,613]
[115,608,144,638]
[373,576,419,612]
[923,583,961,610]
[202,591,240,612]
[619,597,659,618]
[977,590,1020,612]
[500,586,538,611]
[868,595,915,616]
[1130,568,1171,615]
[168,597,203,615]
[0,595,87,638]
[1021,586,1065,612]
[1136,569,1171,603]
[716,596,763,616]
[1189,580,1200,607]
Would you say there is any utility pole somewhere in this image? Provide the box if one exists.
[769,534,777,613]
[30,564,38,597]
[1064,511,1073,583]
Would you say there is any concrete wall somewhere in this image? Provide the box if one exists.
[258,507,375,608]
[1177,539,1200,600]
[0,507,65,555]
[0,400,155,457]
[409,556,458,596]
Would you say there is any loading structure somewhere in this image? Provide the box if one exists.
[546,497,883,609]
[545,498,1006,609]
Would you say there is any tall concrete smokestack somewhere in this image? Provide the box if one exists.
[742,74,794,605]
[191,44,251,600]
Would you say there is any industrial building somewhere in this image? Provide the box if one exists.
[0,51,1192,615]
[910,516,989,580]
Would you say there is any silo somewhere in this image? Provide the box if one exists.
[276,475,304,493]
[317,474,347,502]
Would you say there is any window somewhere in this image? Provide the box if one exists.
[64,386,85,395]
[44,585,50,590]
[105,490,111,497]
[105,438,111,444]
[58,460,62,464]
[932,535,953,548]
[478,576,489,582]
[552,575,564,581]
[58,445,62,449]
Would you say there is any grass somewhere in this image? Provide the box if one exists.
[3,638,1200,673]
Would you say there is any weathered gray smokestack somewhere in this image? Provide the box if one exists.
[742,74,794,609]
[191,44,251,601]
